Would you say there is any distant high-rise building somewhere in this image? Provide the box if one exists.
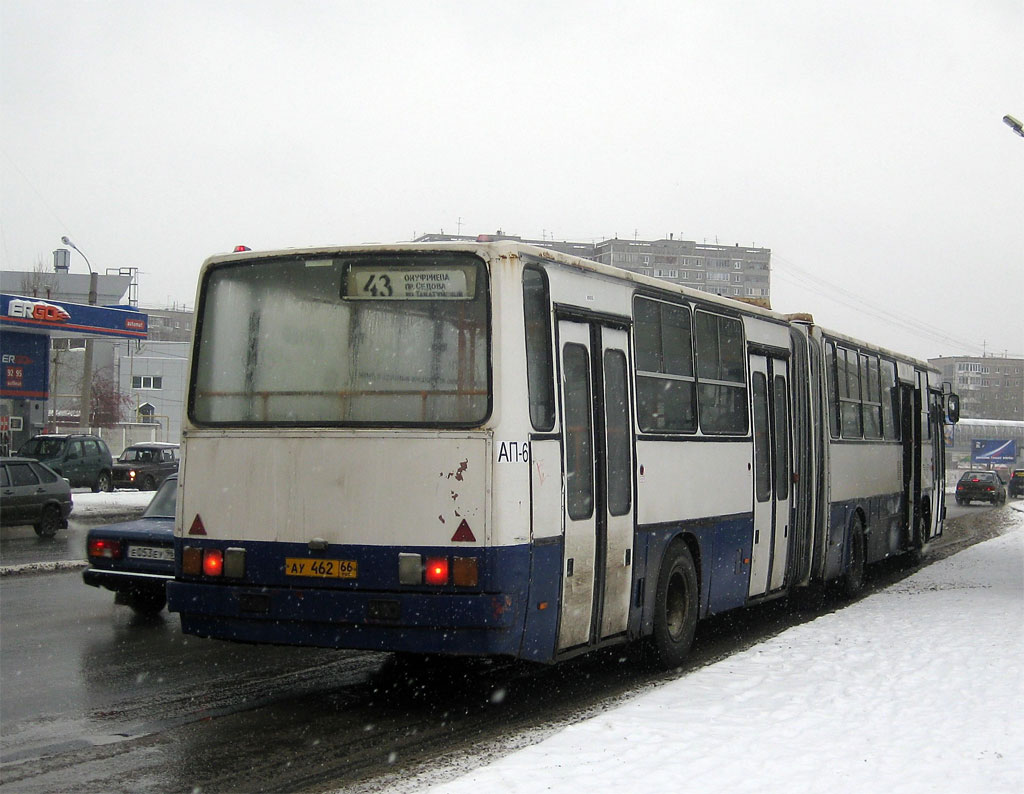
[929,355,1024,421]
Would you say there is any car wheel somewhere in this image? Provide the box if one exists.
[33,504,62,538]
[93,471,112,493]
[127,590,167,614]
[651,539,699,669]
[142,475,157,491]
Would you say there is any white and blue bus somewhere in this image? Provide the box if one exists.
[166,242,958,667]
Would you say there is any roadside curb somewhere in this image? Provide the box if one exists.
[0,560,89,577]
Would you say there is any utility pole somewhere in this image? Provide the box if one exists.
[61,236,98,430]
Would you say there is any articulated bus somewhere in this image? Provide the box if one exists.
[166,242,958,667]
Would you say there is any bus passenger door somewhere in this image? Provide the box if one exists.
[748,353,792,597]
[927,387,945,540]
[556,319,634,652]
[900,383,920,543]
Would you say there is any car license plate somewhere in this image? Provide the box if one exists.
[127,545,174,561]
[284,558,357,579]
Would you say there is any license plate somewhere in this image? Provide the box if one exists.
[127,545,174,561]
[284,557,357,579]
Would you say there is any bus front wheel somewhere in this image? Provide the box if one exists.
[651,540,699,669]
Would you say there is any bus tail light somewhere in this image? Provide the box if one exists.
[424,557,449,586]
[182,546,244,578]
[182,546,203,575]
[398,553,422,585]
[452,557,478,587]
[224,548,246,578]
[203,549,224,577]
[88,538,122,560]
[397,553,479,587]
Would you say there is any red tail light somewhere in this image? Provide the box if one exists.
[203,549,224,577]
[424,557,449,585]
[88,538,122,560]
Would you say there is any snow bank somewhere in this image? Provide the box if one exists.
[70,489,153,517]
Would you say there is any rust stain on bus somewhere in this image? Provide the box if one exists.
[441,459,469,481]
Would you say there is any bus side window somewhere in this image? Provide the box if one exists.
[825,341,840,439]
[837,346,862,438]
[861,353,882,439]
[523,267,555,431]
[881,359,899,440]
[633,296,696,433]
[694,311,748,435]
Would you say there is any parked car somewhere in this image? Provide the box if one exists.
[954,470,1007,505]
[17,433,114,492]
[1009,469,1024,498]
[0,457,74,536]
[83,474,176,613]
[111,442,179,491]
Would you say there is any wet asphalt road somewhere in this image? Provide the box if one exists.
[0,511,144,569]
[0,501,1018,793]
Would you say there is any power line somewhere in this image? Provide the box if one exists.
[771,254,1022,358]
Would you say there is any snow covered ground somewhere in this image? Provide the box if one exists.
[397,505,1024,794]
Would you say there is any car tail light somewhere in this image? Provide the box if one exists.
[88,538,122,560]
[424,557,449,586]
[203,549,224,577]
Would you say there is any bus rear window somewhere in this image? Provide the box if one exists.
[190,252,490,426]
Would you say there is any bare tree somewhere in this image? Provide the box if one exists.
[86,366,133,428]
[18,259,60,299]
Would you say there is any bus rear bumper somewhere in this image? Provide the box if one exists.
[166,580,522,657]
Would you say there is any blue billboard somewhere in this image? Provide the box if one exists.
[971,439,1017,464]
[0,332,49,398]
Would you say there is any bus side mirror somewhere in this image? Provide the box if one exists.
[945,393,960,424]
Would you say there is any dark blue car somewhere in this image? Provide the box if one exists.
[83,474,176,613]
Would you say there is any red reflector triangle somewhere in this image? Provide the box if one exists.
[188,515,207,536]
[451,519,476,543]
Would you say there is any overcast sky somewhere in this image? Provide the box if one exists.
[2,0,1021,361]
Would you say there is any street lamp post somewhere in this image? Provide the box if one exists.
[61,236,99,430]
[1003,115,1024,138]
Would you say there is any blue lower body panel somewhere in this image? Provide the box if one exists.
[825,491,905,580]
[169,580,521,656]
[167,539,534,658]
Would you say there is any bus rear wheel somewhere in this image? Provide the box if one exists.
[841,517,866,597]
[651,540,698,669]
[906,500,931,567]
